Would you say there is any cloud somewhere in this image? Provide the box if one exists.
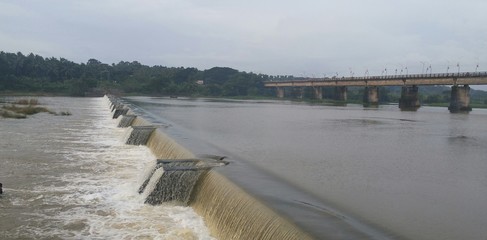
[1,0,487,85]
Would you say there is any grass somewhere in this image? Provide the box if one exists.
[0,98,72,118]
[13,98,39,105]
[2,104,55,115]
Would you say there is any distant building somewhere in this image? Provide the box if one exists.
[196,80,204,85]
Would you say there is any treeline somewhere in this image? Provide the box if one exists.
[1,51,486,104]
[0,51,293,97]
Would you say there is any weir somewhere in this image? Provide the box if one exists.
[142,159,228,205]
[118,114,137,128]
[144,163,206,205]
[112,107,129,119]
[104,95,388,240]
[125,126,156,145]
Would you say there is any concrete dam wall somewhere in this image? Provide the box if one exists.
[105,95,313,240]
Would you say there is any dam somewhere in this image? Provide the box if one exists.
[122,96,487,240]
[106,95,387,239]
[1,96,486,239]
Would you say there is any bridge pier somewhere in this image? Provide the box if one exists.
[313,87,323,100]
[334,86,347,101]
[448,85,472,113]
[276,87,285,98]
[363,86,379,107]
[295,87,304,99]
[399,85,420,111]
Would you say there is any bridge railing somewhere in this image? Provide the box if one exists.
[266,71,487,83]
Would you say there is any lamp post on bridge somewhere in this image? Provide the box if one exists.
[420,61,426,74]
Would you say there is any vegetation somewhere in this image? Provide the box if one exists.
[1,51,486,107]
[0,98,71,118]
[0,51,278,97]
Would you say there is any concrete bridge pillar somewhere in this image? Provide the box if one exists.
[276,87,285,98]
[399,85,420,111]
[335,86,347,101]
[313,87,323,100]
[296,87,305,99]
[363,86,379,107]
[448,85,472,113]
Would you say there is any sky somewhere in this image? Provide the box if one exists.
[1,0,487,89]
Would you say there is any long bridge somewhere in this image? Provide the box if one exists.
[264,71,487,112]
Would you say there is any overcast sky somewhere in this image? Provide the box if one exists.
[1,0,487,84]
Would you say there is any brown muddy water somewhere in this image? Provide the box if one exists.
[0,97,213,240]
[124,96,487,240]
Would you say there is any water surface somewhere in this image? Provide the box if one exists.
[0,97,213,239]
[126,96,487,240]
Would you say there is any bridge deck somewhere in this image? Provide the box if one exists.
[264,72,487,87]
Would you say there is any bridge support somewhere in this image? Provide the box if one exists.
[448,85,472,113]
[335,86,347,101]
[313,87,323,100]
[399,85,420,111]
[363,86,379,107]
[276,87,285,98]
[295,87,304,99]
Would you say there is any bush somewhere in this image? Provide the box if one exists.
[13,98,39,105]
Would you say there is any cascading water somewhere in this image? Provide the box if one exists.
[112,107,129,119]
[140,159,228,205]
[0,96,215,239]
[125,126,156,145]
[117,114,137,128]
[144,167,207,205]
[105,95,315,240]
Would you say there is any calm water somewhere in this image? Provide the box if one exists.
[0,97,213,240]
[125,96,487,240]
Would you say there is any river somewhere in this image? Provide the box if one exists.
[124,96,487,240]
[0,97,213,239]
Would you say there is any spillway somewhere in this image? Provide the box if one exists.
[105,95,392,240]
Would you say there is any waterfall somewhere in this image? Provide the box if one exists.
[144,167,207,205]
[137,159,158,194]
[190,171,313,240]
[104,95,313,240]
[112,108,129,119]
[118,115,137,128]
[141,159,228,205]
[146,130,195,159]
[140,168,165,201]
[125,126,156,145]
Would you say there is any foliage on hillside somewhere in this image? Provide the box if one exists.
[1,51,486,105]
[0,51,285,97]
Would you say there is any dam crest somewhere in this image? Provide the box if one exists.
[105,95,314,240]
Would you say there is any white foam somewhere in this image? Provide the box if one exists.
[10,98,215,239]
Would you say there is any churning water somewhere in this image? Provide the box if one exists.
[0,97,214,240]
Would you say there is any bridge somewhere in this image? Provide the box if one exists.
[264,71,487,112]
